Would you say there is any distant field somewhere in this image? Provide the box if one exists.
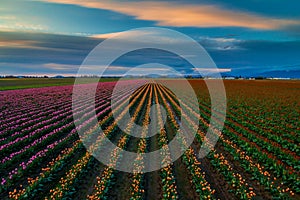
[2,78,298,91]
[0,78,119,91]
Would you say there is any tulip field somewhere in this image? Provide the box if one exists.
[0,79,299,200]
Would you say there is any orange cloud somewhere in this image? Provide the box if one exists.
[91,30,153,39]
[37,0,299,29]
[0,40,38,48]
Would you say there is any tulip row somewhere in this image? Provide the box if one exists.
[1,89,110,145]
[153,84,179,200]
[46,151,92,199]
[156,84,219,199]
[8,140,82,199]
[42,83,146,199]
[161,82,298,197]
[225,97,299,142]
[129,84,153,200]
[25,83,136,199]
[157,90,216,199]
[157,83,255,199]
[227,108,298,151]
[1,82,136,198]
[199,101,299,166]
[1,88,111,168]
[0,86,73,132]
[197,105,300,195]
[88,84,151,199]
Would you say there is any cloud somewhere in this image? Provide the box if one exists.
[42,63,176,76]
[90,29,189,44]
[199,37,244,51]
[1,31,299,77]
[192,67,231,75]
[0,31,99,66]
[207,39,300,75]
[0,32,90,51]
[0,15,16,20]
[0,14,47,32]
[0,22,47,32]
[91,31,126,39]
[193,68,231,72]
[283,24,300,37]
[42,63,126,71]
[91,30,161,40]
[0,40,38,48]
[43,63,78,70]
[36,0,299,30]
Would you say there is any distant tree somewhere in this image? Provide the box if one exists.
[255,76,265,80]
[5,75,16,78]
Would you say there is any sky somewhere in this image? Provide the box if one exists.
[0,0,300,77]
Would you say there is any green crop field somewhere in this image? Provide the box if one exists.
[0,78,119,91]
